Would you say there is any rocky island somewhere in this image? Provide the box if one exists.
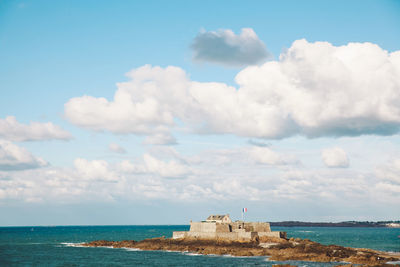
[82,215,400,266]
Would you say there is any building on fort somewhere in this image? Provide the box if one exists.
[173,214,286,241]
[206,214,232,223]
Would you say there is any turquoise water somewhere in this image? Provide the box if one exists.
[273,226,400,252]
[0,225,399,266]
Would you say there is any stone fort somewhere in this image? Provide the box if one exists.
[173,214,286,241]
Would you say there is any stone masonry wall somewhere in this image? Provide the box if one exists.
[190,222,216,233]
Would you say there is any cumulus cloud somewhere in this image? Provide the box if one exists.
[212,179,263,201]
[191,28,270,66]
[375,182,400,194]
[143,153,190,178]
[74,158,118,182]
[0,116,72,142]
[233,40,400,138]
[0,140,47,171]
[0,146,399,208]
[375,158,400,184]
[248,146,298,165]
[64,40,400,140]
[321,147,349,168]
[143,133,177,145]
[248,139,270,147]
[108,143,126,154]
[0,167,119,203]
[187,146,298,168]
[64,65,185,137]
[366,165,400,202]
[117,160,146,174]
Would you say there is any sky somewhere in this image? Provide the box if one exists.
[0,0,400,226]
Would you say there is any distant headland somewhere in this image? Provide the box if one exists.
[270,220,400,228]
[82,214,400,266]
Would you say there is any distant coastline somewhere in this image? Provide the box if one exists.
[270,220,400,227]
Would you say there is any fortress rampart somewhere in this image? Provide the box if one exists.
[173,214,286,241]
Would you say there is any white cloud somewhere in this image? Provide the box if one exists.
[0,167,119,203]
[191,28,270,66]
[117,160,146,174]
[143,133,177,145]
[232,40,400,138]
[0,140,47,171]
[248,139,270,147]
[74,158,118,182]
[0,147,399,208]
[371,162,400,202]
[275,168,375,202]
[248,146,298,165]
[64,65,186,137]
[64,40,400,140]
[375,158,400,184]
[143,153,190,178]
[108,143,126,154]
[375,182,400,193]
[212,179,263,200]
[0,116,72,142]
[132,183,172,199]
[321,147,349,168]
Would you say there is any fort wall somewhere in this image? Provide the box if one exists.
[171,231,259,241]
[258,231,287,239]
[190,222,216,233]
[172,214,286,241]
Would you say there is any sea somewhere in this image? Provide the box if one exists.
[0,225,399,266]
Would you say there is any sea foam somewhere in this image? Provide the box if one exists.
[61,242,85,248]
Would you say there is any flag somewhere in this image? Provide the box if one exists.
[242,208,247,213]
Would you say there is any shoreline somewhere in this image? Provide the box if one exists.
[81,236,400,266]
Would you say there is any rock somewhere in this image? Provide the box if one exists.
[81,236,400,266]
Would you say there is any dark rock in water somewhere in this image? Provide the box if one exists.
[82,236,400,266]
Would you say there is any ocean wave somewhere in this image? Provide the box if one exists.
[182,252,219,257]
[223,254,267,258]
[387,261,400,265]
[181,251,266,258]
[297,230,313,233]
[123,248,141,252]
[60,242,118,249]
[183,252,202,256]
[61,242,85,248]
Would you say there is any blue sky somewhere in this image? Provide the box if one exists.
[0,0,400,225]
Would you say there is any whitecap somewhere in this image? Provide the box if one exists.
[222,254,266,258]
[183,252,201,256]
[387,261,400,265]
[61,242,85,248]
[123,248,141,252]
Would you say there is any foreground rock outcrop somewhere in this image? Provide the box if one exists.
[82,236,400,266]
